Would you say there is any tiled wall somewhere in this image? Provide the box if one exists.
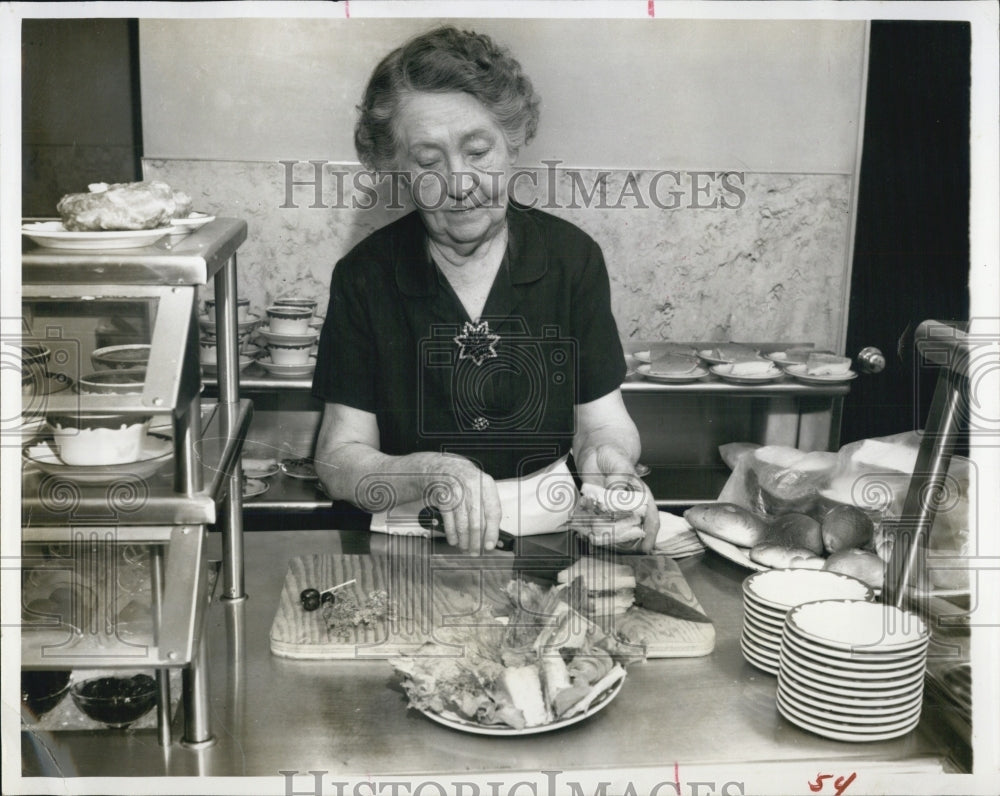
[144,159,851,350]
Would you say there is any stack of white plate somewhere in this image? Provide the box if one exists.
[777,599,929,741]
[741,569,875,675]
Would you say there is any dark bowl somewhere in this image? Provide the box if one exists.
[70,674,157,728]
[77,368,147,395]
[21,670,72,720]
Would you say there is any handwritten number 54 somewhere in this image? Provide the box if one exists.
[809,772,857,796]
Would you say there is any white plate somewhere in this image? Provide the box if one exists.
[741,632,782,665]
[742,597,790,624]
[695,531,766,571]
[309,315,326,330]
[776,691,922,741]
[785,364,859,384]
[780,629,927,671]
[257,356,316,378]
[777,656,926,700]
[744,569,874,612]
[22,221,171,250]
[242,458,280,479]
[778,670,923,712]
[256,326,320,346]
[242,478,269,499]
[169,212,215,231]
[781,621,928,662]
[742,609,786,638]
[741,621,782,651]
[780,642,926,681]
[740,638,780,675]
[23,434,172,483]
[778,685,923,726]
[778,649,925,692]
[417,669,625,736]
[636,363,709,383]
[201,356,254,375]
[787,600,928,651]
[741,626,782,656]
[710,363,784,384]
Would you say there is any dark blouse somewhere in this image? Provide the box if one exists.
[312,204,626,481]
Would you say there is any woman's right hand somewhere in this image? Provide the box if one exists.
[421,454,502,553]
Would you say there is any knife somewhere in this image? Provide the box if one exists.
[417,506,518,552]
[632,581,712,624]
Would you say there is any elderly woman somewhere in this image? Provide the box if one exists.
[313,26,658,553]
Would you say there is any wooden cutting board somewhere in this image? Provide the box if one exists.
[269,550,714,660]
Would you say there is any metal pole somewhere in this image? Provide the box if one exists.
[150,546,172,747]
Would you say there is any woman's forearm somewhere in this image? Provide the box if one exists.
[314,442,458,511]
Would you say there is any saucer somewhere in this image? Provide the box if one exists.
[23,434,172,483]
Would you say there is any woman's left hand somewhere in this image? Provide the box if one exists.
[588,444,660,553]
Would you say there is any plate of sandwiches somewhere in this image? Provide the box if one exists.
[785,353,857,384]
[710,361,784,384]
[697,343,761,366]
[637,354,708,383]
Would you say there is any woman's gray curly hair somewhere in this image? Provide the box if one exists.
[355,26,541,171]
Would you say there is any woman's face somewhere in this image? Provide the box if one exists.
[393,91,514,255]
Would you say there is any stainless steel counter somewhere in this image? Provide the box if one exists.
[21,529,968,789]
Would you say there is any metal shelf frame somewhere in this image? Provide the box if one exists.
[20,218,250,747]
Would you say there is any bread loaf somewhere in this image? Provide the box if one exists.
[684,503,768,548]
[749,544,826,569]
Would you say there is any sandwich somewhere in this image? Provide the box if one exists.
[571,483,647,547]
[805,352,852,376]
[557,557,636,618]
[647,352,700,377]
[705,342,760,362]
[727,360,779,377]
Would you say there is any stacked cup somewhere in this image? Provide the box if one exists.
[199,296,260,373]
[777,600,930,741]
[258,297,319,377]
[740,569,874,675]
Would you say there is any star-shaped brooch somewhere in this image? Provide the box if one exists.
[453,320,500,366]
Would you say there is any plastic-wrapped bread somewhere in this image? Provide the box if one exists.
[57,181,193,231]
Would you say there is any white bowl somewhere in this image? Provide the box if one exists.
[48,414,151,466]
[274,296,319,314]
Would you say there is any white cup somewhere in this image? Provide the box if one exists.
[266,305,312,335]
[205,297,251,323]
[268,341,313,365]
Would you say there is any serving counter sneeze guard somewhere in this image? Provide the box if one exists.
[19,218,251,747]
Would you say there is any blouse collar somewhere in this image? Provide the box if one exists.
[394,203,548,297]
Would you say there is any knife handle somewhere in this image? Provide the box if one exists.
[420,506,516,552]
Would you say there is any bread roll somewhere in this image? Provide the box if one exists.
[805,352,852,376]
[821,504,875,553]
[761,513,824,555]
[823,549,885,589]
[749,544,826,569]
[684,503,768,548]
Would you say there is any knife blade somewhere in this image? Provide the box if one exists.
[632,581,712,624]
